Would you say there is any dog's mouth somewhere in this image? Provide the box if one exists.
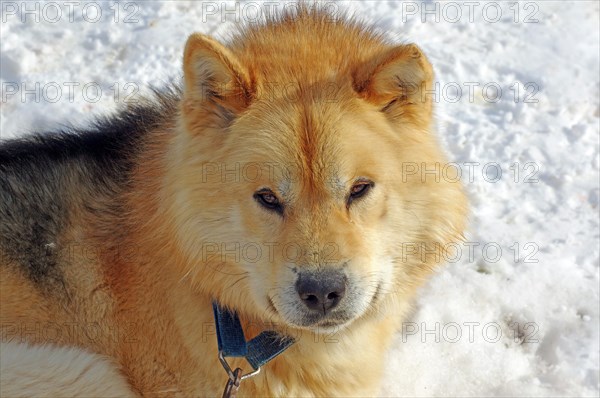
[267,295,352,330]
[294,314,354,333]
[313,317,354,332]
[267,280,384,332]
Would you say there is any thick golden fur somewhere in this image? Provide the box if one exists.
[0,7,467,397]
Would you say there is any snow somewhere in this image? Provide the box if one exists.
[1,1,598,396]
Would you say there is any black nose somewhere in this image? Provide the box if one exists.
[295,271,347,313]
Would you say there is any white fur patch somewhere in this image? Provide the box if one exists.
[0,343,136,397]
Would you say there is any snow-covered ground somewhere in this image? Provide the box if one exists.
[1,1,598,396]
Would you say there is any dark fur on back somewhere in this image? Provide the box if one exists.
[0,88,180,289]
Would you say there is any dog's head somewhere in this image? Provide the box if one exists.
[167,19,467,334]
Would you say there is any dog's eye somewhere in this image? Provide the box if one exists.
[347,180,374,206]
[254,189,283,215]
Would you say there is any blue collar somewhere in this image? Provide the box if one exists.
[212,301,295,371]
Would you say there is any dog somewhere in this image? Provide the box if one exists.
[0,5,467,397]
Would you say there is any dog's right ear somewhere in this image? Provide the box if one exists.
[182,33,253,127]
[353,44,434,124]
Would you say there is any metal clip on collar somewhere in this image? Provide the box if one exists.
[219,351,261,398]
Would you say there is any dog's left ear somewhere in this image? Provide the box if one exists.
[182,33,253,126]
[353,44,434,122]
